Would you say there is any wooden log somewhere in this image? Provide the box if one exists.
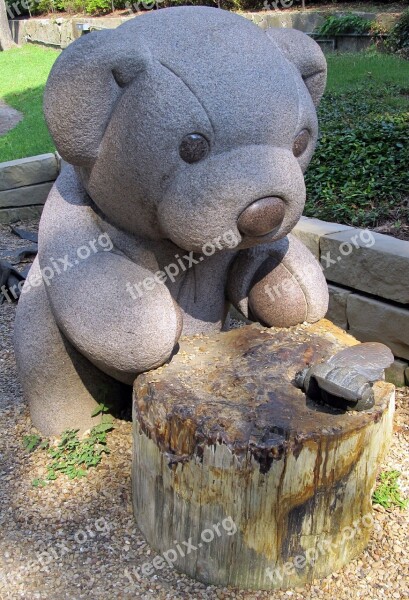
[132,320,395,590]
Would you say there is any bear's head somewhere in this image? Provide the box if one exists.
[44,7,326,252]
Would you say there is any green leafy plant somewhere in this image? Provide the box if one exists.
[91,400,113,417]
[23,434,44,452]
[32,478,48,488]
[372,470,408,509]
[24,416,115,486]
[305,82,409,228]
[82,0,112,14]
[24,0,117,15]
[386,9,409,59]
[315,14,374,37]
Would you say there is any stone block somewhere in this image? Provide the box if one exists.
[0,100,23,137]
[320,229,409,304]
[0,205,44,224]
[0,154,58,191]
[292,216,354,260]
[0,182,53,209]
[347,294,409,360]
[335,34,372,53]
[385,359,409,388]
[326,284,352,330]
[291,12,325,33]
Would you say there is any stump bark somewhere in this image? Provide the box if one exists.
[132,320,395,590]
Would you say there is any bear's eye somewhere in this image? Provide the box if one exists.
[292,129,310,158]
[179,134,210,164]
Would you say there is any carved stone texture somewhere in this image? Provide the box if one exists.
[133,320,395,589]
[14,7,330,435]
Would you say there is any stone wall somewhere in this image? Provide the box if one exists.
[8,10,398,49]
[0,153,58,223]
[292,217,409,386]
[1,154,408,383]
[9,16,131,48]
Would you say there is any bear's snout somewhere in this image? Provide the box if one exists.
[155,146,306,253]
[237,196,285,238]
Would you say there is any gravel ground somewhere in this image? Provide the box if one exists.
[0,220,408,600]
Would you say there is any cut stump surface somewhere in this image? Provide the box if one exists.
[132,320,395,589]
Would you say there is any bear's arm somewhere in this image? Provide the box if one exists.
[227,234,329,328]
[35,167,182,383]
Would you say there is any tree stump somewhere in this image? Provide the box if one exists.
[132,320,395,590]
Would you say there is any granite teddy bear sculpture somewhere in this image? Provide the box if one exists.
[14,7,329,435]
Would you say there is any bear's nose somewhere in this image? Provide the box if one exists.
[237,196,285,237]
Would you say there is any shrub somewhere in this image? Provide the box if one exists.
[386,9,409,59]
[222,0,264,10]
[82,0,113,14]
[304,84,409,228]
[5,0,112,16]
[315,13,374,37]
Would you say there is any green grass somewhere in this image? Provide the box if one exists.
[326,50,409,100]
[305,49,409,229]
[0,44,59,163]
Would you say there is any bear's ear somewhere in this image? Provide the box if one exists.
[265,28,327,107]
[44,29,151,166]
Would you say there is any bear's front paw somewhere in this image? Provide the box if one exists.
[248,239,329,328]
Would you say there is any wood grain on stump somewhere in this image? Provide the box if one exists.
[132,320,395,589]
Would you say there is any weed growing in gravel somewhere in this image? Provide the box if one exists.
[23,404,114,487]
[372,470,408,510]
[22,433,47,453]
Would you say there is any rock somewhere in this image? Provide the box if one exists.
[0,259,26,304]
[0,154,58,191]
[320,229,409,304]
[0,205,44,225]
[10,226,38,244]
[385,359,409,388]
[292,217,354,261]
[325,284,352,330]
[0,182,54,209]
[132,320,395,590]
[347,294,409,360]
[0,100,23,137]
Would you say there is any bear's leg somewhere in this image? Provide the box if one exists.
[14,258,129,436]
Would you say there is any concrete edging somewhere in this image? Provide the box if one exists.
[293,216,409,384]
[8,10,399,49]
[0,153,59,224]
